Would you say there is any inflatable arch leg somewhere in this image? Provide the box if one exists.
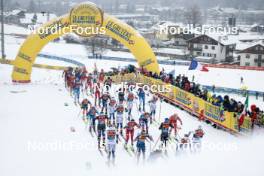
[11,2,160,83]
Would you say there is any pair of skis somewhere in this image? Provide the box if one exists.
[118,133,135,157]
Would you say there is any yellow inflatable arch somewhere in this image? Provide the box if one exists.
[11,2,160,83]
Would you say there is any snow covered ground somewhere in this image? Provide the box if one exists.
[1,24,264,176]
[1,62,264,176]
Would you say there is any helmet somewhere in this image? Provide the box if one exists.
[141,129,146,134]
[165,118,169,122]
[131,119,135,122]
[198,125,202,130]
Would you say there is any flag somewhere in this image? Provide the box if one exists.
[188,59,209,72]
[238,94,249,128]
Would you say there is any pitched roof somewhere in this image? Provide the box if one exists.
[239,41,264,54]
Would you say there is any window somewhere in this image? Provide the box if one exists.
[212,46,215,50]
[246,54,250,59]
[245,62,250,66]
[205,45,208,49]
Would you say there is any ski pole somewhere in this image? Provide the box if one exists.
[158,98,163,123]
[77,109,82,118]
[152,136,161,152]
[134,100,139,116]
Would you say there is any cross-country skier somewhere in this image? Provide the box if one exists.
[96,112,108,148]
[81,98,91,117]
[63,67,72,88]
[124,119,139,147]
[159,118,174,148]
[106,123,118,165]
[86,73,93,95]
[126,91,136,120]
[80,67,88,91]
[134,129,153,163]
[139,112,150,134]
[104,77,112,91]
[74,68,82,82]
[100,92,110,114]
[118,88,125,104]
[73,76,82,104]
[108,97,117,125]
[94,82,101,107]
[99,69,105,84]
[87,106,98,133]
[115,103,125,136]
[176,132,191,153]
[148,96,158,123]
[191,125,204,153]
[92,67,98,83]
[169,113,183,136]
[67,72,75,94]
[137,87,146,112]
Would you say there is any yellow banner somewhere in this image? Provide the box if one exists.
[1,59,69,70]
[113,73,252,133]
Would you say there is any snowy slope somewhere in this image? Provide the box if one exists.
[4,32,264,92]
[3,32,264,111]
[1,64,264,176]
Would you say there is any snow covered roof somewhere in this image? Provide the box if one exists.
[238,40,264,53]
[151,6,185,11]
[235,42,255,51]
[115,13,158,18]
[4,9,26,17]
[154,48,185,56]
[188,33,236,46]
[20,13,57,25]
[209,7,239,13]
[196,56,214,60]
[251,24,264,28]
[198,32,264,46]
[151,21,184,30]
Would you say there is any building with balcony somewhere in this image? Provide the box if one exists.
[238,41,264,67]
[187,34,235,63]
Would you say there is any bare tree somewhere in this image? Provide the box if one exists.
[83,37,107,58]
[184,4,202,27]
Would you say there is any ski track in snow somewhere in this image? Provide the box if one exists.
[1,32,264,175]
[1,64,264,176]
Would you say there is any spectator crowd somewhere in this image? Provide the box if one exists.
[107,65,264,129]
